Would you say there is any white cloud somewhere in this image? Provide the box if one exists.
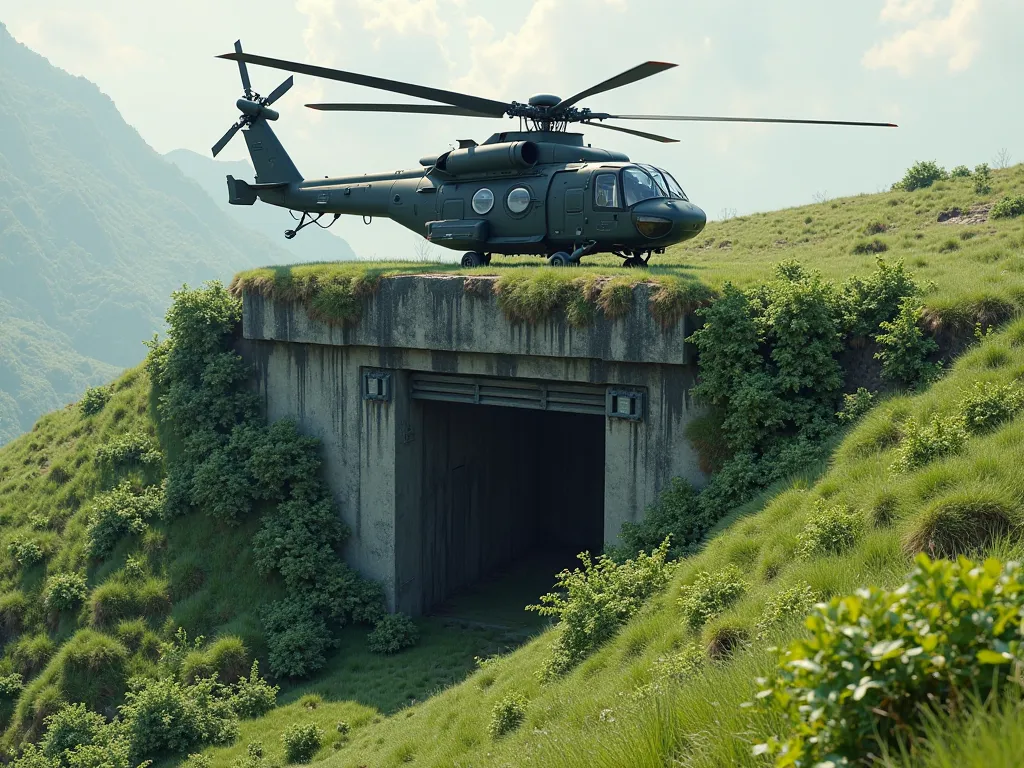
[10,11,145,74]
[863,0,982,76]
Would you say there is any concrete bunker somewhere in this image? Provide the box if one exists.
[240,275,705,615]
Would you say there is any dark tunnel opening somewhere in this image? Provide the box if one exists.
[417,400,605,613]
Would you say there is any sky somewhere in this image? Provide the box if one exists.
[2,0,1021,261]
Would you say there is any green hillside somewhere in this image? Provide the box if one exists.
[0,159,1022,767]
[0,24,296,446]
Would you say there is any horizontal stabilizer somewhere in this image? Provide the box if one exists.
[226,175,257,206]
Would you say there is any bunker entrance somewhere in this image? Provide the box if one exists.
[415,388,606,613]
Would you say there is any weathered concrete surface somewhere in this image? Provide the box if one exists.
[240,276,704,614]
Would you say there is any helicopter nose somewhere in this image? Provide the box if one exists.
[632,199,706,242]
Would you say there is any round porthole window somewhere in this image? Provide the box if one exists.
[507,187,531,214]
[472,188,494,215]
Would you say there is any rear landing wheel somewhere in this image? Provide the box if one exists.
[461,251,484,267]
[622,256,649,269]
[548,251,571,267]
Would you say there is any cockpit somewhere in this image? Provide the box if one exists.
[594,164,689,209]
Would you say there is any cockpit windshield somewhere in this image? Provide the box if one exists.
[640,163,689,201]
[623,166,661,206]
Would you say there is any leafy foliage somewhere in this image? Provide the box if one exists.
[837,388,875,423]
[96,431,162,468]
[974,163,993,194]
[796,502,861,558]
[891,413,969,472]
[960,381,1024,433]
[677,565,748,631]
[43,573,87,612]
[991,194,1024,219]
[281,722,324,763]
[875,299,941,387]
[756,555,1024,765]
[230,661,278,719]
[367,613,419,655]
[950,164,972,178]
[755,583,819,639]
[85,481,165,558]
[894,160,948,191]
[489,690,528,738]
[528,540,674,678]
[79,387,111,417]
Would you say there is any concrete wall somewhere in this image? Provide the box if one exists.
[240,277,704,614]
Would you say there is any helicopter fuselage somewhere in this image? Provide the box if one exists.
[237,130,706,263]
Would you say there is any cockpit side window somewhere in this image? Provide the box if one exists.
[593,172,621,209]
[623,167,660,207]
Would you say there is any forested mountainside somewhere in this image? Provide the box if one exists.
[0,23,291,445]
[164,149,356,263]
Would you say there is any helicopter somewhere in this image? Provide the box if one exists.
[212,41,896,268]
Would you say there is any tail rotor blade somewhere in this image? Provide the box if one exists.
[234,40,252,98]
[211,121,242,157]
[263,76,294,107]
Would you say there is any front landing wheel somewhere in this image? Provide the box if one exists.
[548,251,571,267]
[461,251,484,267]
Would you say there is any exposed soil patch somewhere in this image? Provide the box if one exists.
[939,204,991,225]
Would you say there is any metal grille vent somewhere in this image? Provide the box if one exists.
[411,373,607,416]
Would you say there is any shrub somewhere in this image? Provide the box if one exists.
[797,502,861,558]
[96,431,162,467]
[261,598,334,679]
[755,555,1024,764]
[991,194,1024,219]
[633,644,706,700]
[182,635,249,685]
[0,672,23,697]
[230,661,278,719]
[40,703,105,759]
[677,564,747,631]
[959,381,1023,433]
[120,675,238,759]
[904,492,1013,558]
[619,478,701,558]
[841,258,918,336]
[837,388,875,423]
[528,540,673,677]
[875,298,940,387]
[7,537,43,567]
[851,238,888,255]
[894,160,948,191]
[367,613,419,655]
[44,572,88,612]
[282,722,324,763]
[488,690,528,738]
[950,164,972,178]
[80,386,111,416]
[974,163,992,194]
[755,583,819,639]
[183,755,214,768]
[86,481,165,558]
[892,413,968,472]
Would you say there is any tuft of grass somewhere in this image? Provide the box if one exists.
[903,490,1015,558]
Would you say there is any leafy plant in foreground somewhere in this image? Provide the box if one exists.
[756,554,1024,765]
[489,690,528,738]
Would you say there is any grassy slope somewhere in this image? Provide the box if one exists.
[233,164,1024,332]
[191,307,1024,768]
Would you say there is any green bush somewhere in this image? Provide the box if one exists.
[892,413,968,472]
[488,690,528,738]
[894,160,948,191]
[756,555,1024,764]
[837,388,875,423]
[120,675,238,760]
[367,613,419,655]
[875,298,940,387]
[40,703,106,759]
[529,540,673,678]
[7,537,44,567]
[181,635,249,685]
[80,386,111,416]
[796,502,861,558]
[96,431,162,467]
[86,481,165,558]
[974,163,992,194]
[678,564,747,631]
[619,478,701,558]
[851,238,888,255]
[0,672,23,697]
[43,572,88,612]
[755,583,818,639]
[950,164,972,178]
[230,660,278,719]
[959,381,1023,432]
[260,598,334,679]
[281,722,324,763]
[991,194,1024,219]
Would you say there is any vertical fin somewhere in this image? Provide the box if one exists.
[242,120,302,184]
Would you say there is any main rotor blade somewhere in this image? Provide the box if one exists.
[606,114,898,128]
[585,121,679,144]
[557,61,677,110]
[218,51,510,117]
[306,102,500,117]
[263,76,294,107]
[211,122,242,157]
[234,40,252,97]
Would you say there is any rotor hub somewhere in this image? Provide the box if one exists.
[528,93,561,108]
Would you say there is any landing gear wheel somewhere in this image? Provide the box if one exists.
[623,256,648,269]
[482,253,492,266]
[461,251,484,267]
[548,251,571,267]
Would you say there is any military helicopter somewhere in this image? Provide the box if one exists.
[212,41,896,267]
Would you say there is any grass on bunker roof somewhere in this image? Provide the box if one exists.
[231,164,1024,330]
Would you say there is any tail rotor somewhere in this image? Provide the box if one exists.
[211,39,294,157]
